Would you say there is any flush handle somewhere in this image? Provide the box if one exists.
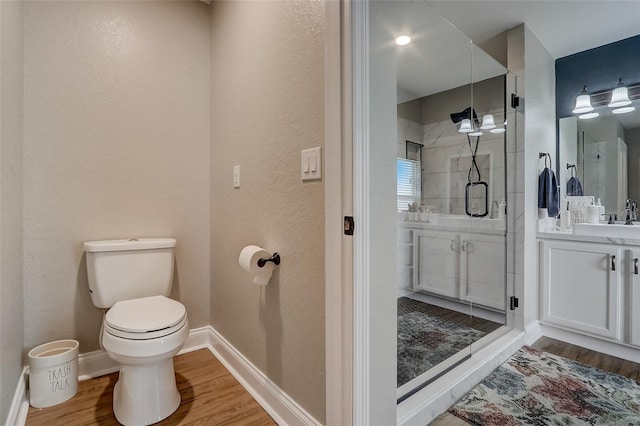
[611,255,616,271]
[634,258,638,275]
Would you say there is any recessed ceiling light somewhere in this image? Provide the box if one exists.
[612,106,636,114]
[578,112,600,119]
[395,35,412,46]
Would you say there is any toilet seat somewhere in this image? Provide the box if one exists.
[105,295,187,340]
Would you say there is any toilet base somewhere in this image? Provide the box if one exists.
[112,358,180,425]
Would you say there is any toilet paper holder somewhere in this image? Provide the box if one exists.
[257,252,281,268]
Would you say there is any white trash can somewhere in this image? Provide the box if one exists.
[28,339,79,408]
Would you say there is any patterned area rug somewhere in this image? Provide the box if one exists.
[397,297,486,386]
[450,346,640,425]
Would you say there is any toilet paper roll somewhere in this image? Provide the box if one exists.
[239,245,275,286]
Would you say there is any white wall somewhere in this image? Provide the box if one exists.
[358,1,400,424]
[524,25,556,329]
[0,0,24,423]
[209,1,326,422]
[23,1,211,353]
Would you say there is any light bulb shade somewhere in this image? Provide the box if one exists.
[458,119,473,133]
[572,89,593,114]
[469,131,483,136]
[608,80,631,108]
[578,112,599,120]
[480,114,496,129]
[612,106,636,114]
[490,128,506,134]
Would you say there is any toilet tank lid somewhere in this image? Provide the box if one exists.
[83,238,176,252]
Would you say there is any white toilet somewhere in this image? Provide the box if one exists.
[83,238,188,426]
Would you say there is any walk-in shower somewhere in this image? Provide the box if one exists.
[369,0,511,403]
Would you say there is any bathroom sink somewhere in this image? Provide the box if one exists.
[573,222,640,239]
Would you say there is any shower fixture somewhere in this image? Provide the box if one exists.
[450,107,488,218]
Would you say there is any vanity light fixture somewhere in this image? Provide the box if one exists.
[572,86,594,114]
[480,114,496,130]
[395,35,412,46]
[608,78,632,108]
[458,118,473,133]
[578,112,600,120]
[612,106,636,114]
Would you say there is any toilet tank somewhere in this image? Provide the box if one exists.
[83,238,176,309]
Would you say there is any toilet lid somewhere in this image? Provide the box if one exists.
[106,295,186,333]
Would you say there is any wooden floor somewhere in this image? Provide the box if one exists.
[431,336,640,425]
[26,349,276,426]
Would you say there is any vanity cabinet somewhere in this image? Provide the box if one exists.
[627,248,640,346]
[413,228,505,310]
[540,240,621,340]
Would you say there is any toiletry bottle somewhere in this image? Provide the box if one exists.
[587,201,599,224]
[498,198,506,220]
[561,201,572,230]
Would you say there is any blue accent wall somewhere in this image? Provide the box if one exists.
[556,35,640,118]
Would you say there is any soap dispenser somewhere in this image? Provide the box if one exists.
[586,200,599,224]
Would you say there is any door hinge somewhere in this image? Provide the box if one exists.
[344,216,354,236]
[510,93,520,109]
[510,296,519,310]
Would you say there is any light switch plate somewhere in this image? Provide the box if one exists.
[301,147,322,181]
[233,165,240,188]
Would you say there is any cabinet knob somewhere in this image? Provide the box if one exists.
[611,255,616,271]
[635,258,638,275]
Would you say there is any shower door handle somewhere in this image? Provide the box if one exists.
[634,258,638,275]
[611,255,616,271]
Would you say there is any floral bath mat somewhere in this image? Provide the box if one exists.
[449,345,640,425]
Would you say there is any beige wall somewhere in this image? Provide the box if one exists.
[23,1,211,353]
[0,0,24,422]
[210,1,326,422]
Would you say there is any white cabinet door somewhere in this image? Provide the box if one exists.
[414,230,460,298]
[540,240,622,340]
[460,233,506,311]
[628,248,640,347]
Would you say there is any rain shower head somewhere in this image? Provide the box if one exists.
[450,107,479,126]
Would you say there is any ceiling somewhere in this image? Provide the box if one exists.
[390,0,640,102]
[427,0,640,60]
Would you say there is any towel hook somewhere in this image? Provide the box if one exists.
[566,163,576,177]
[539,152,550,168]
[257,252,281,268]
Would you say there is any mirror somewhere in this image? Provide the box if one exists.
[559,108,640,215]
[556,34,640,217]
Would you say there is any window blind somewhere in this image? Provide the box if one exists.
[397,158,422,212]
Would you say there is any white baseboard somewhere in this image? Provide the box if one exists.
[524,321,542,345]
[10,326,319,426]
[4,367,28,426]
[540,323,640,363]
[206,326,321,426]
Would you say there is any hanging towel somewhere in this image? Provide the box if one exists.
[538,167,560,217]
[566,176,584,196]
